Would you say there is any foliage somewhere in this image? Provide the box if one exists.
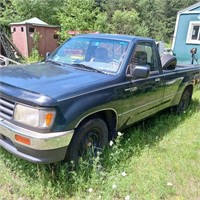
[110,9,148,36]
[57,0,100,41]
[27,31,43,63]
[154,0,199,42]
[0,0,15,25]
[0,0,18,34]
[12,0,63,25]
[97,0,199,42]
[0,0,62,27]
[94,12,109,33]
[0,0,199,47]
[136,0,159,39]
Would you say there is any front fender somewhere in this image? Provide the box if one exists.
[55,87,122,131]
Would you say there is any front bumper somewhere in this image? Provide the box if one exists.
[0,118,74,163]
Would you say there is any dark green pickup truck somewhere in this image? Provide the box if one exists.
[0,34,200,164]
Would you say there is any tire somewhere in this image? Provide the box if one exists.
[174,88,192,114]
[66,118,108,164]
[161,54,177,70]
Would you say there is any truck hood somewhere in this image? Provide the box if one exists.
[0,62,116,104]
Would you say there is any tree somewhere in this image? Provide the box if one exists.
[12,0,62,25]
[94,12,109,33]
[57,0,100,41]
[136,0,158,38]
[100,0,138,19]
[0,0,62,28]
[1,0,199,43]
[110,9,148,36]
[0,0,17,26]
[98,0,148,36]
[156,0,199,42]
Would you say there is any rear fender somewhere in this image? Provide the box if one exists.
[171,84,193,106]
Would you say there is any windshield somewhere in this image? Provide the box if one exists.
[48,37,129,73]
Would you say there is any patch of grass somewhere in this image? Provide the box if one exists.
[0,91,200,200]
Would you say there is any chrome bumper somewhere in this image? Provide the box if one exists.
[0,118,74,150]
[0,118,74,163]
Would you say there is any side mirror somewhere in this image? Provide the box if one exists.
[45,52,50,60]
[131,66,150,79]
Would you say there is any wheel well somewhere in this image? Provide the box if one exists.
[176,85,193,106]
[75,110,117,140]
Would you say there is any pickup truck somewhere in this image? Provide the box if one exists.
[0,34,200,164]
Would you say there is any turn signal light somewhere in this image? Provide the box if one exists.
[45,113,54,126]
[15,135,30,145]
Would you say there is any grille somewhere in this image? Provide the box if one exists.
[0,97,15,120]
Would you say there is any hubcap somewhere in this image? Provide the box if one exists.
[79,129,101,160]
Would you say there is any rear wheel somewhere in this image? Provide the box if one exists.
[66,118,108,164]
[174,88,192,114]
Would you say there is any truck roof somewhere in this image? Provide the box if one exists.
[74,33,153,42]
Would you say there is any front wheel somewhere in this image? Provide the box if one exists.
[66,118,108,164]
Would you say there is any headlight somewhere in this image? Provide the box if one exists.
[14,104,56,128]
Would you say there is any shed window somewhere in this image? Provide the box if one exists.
[54,34,58,39]
[186,21,200,44]
[21,27,24,32]
[29,27,35,33]
[12,27,16,32]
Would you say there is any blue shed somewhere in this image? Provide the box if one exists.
[172,2,200,64]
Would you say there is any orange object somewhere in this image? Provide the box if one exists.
[15,135,30,145]
[46,113,54,126]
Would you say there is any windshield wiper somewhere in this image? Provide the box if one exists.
[46,59,63,66]
[71,63,106,74]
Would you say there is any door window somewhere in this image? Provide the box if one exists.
[127,42,159,76]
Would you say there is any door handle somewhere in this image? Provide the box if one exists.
[125,86,138,92]
[155,78,160,82]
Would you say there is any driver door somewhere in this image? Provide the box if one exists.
[121,41,164,126]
